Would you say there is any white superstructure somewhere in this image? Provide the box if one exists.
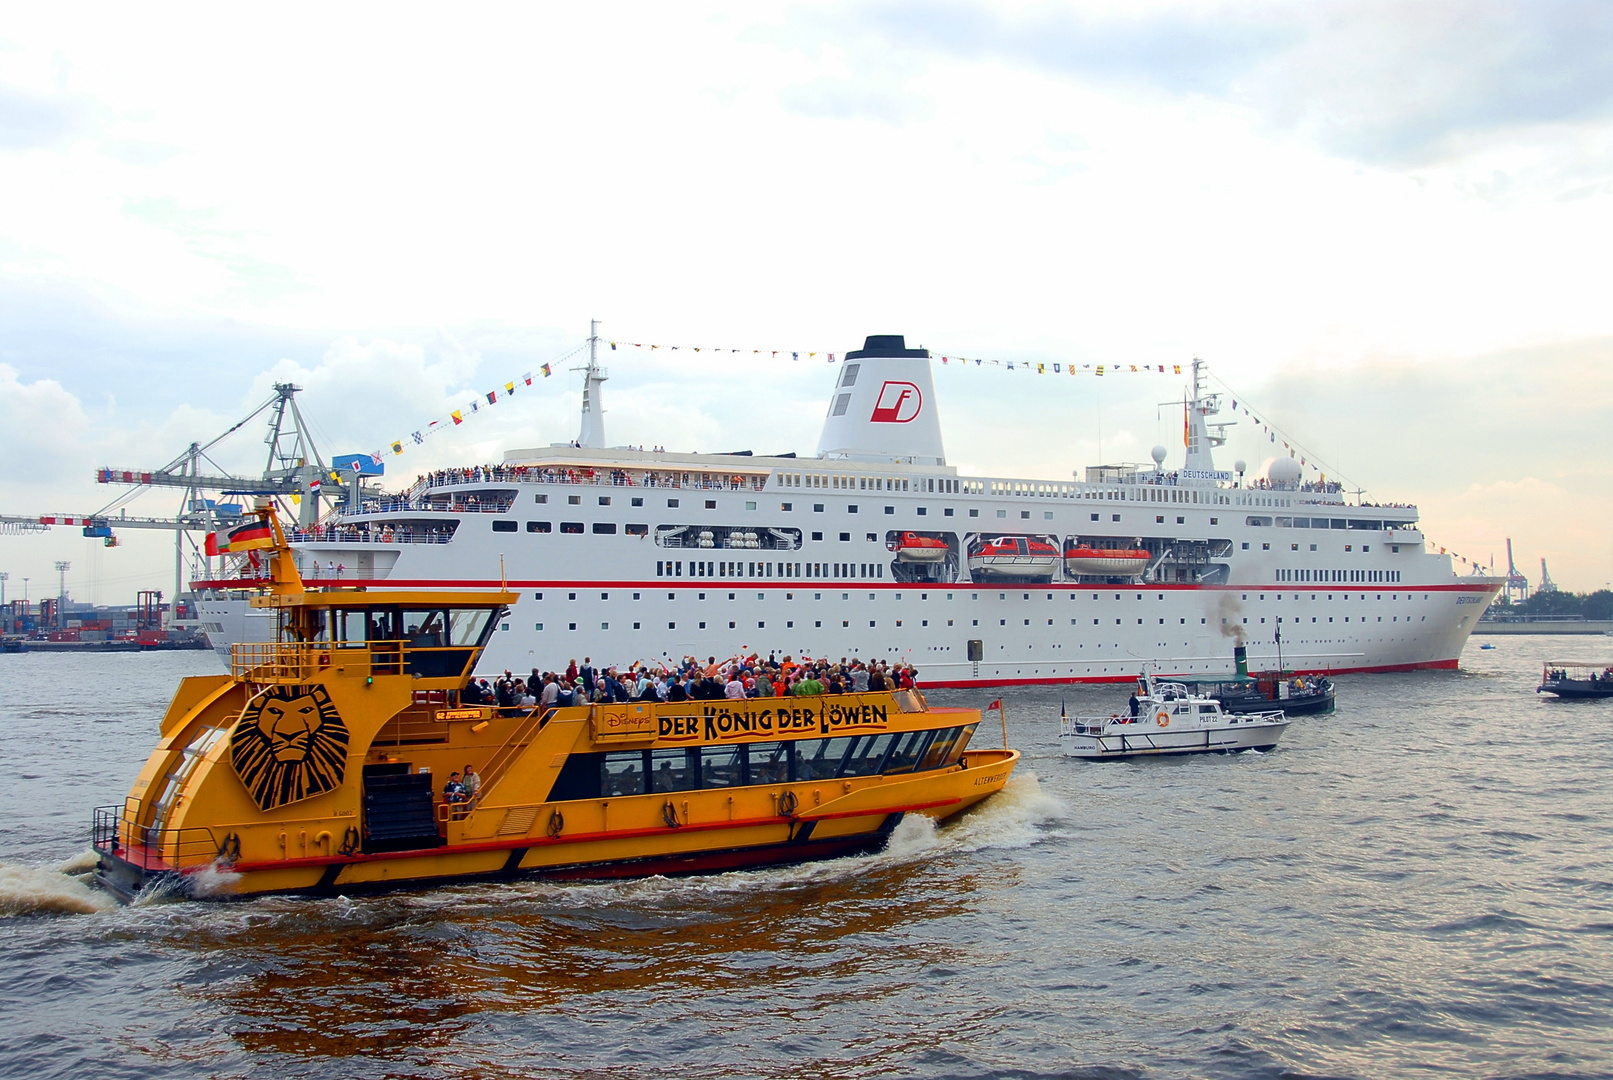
[196,335,1501,686]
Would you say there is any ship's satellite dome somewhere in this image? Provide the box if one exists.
[1150,445,1167,466]
[1234,459,1247,474]
[1264,457,1302,485]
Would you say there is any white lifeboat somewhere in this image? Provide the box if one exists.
[967,536,1059,578]
[894,531,948,563]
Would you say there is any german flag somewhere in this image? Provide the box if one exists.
[205,518,274,556]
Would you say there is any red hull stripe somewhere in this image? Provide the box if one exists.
[215,797,957,875]
[192,577,1502,595]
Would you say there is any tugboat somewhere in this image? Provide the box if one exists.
[967,535,1060,579]
[1537,661,1613,699]
[1187,644,1336,716]
[91,506,1019,901]
[1060,671,1289,759]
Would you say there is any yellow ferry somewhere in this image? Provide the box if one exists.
[92,507,1018,901]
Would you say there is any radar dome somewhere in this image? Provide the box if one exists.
[1234,459,1247,475]
[1150,445,1167,466]
[1265,457,1302,485]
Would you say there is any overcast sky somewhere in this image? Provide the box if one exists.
[2,1,1610,605]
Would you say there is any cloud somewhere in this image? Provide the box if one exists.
[786,1,1613,166]
[0,80,85,150]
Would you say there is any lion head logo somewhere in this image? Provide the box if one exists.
[231,685,350,811]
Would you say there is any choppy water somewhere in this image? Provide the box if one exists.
[1,640,1611,1079]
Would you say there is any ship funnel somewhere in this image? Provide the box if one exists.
[815,335,946,465]
[1234,644,1249,679]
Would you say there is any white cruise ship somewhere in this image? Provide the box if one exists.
[195,335,1500,685]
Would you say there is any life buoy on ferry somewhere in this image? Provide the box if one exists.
[1156,710,1170,728]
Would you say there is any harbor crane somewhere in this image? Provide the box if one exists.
[1539,558,1558,594]
[0,383,351,617]
[1503,538,1530,605]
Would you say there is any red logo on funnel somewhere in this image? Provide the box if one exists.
[870,381,922,423]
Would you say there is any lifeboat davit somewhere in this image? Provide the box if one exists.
[968,536,1060,578]
[1063,545,1151,577]
[894,532,949,563]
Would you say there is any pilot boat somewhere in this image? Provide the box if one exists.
[967,535,1060,578]
[1060,671,1289,758]
[91,507,1018,901]
[1062,540,1151,578]
[893,531,949,563]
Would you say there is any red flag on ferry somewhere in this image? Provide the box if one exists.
[986,699,1002,711]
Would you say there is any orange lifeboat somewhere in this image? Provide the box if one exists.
[1063,543,1151,577]
[894,531,949,563]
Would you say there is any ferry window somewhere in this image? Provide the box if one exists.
[1157,515,1165,523]
[970,509,979,517]
[1210,517,1218,525]
[333,609,369,645]
[747,501,757,510]
[650,748,697,793]
[593,522,618,535]
[626,524,648,536]
[944,723,978,765]
[402,609,447,646]
[782,502,792,511]
[696,747,738,789]
[746,742,790,785]
[795,737,858,781]
[527,521,552,532]
[561,522,583,533]
[492,520,517,532]
[919,727,965,770]
[706,500,717,509]
[918,507,927,516]
[632,497,643,507]
[1112,514,1120,522]
[603,751,647,796]
[886,506,895,515]
[1176,516,1184,524]
[535,493,548,504]
[867,533,877,542]
[839,737,891,782]
[448,608,494,646]
[1091,513,1100,521]
[568,495,581,505]
[883,729,937,775]
[668,498,679,507]
[812,532,823,541]
[814,503,824,512]
[997,510,1007,518]
[599,496,611,506]
[945,508,954,516]
[847,504,858,514]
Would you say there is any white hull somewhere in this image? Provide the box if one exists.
[1061,719,1289,757]
[193,339,1501,687]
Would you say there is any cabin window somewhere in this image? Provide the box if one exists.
[793,736,858,782]
[603,752,647,796]
[402,610,448,647]
[593,523,617,534]
[746,741,790,785]
[699,745,744,788]
[492,520,517,532]
[448,608,494,646]
[882,729,937,775]
[839,734,897,777]
[650,748,697,793]
[561,522,584,533]
[527,521,551,532]
[625,523,648,536]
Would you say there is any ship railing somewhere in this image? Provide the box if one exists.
[92,801,225,873]
[1061,715,1129,735]
[406,470,768,499]
[230,641,479,683]
[288,526,457,545]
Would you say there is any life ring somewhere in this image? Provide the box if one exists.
[1156,710,1170,728]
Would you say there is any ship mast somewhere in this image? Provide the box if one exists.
[576,319,608,449]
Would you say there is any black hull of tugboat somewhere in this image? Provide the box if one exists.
[1218,691,1336,716]
[1538,683,1613,700]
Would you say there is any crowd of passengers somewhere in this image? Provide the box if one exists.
[413,464,765,492]
[458,653,920,712]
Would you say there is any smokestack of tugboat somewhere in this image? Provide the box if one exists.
[1234,644,1249,680]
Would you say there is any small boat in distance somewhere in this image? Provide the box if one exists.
[91,505,1019,902]
[1537,661,1613,700]
[1060,672,1289,759]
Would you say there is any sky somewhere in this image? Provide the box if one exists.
[1,1,1610,606]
